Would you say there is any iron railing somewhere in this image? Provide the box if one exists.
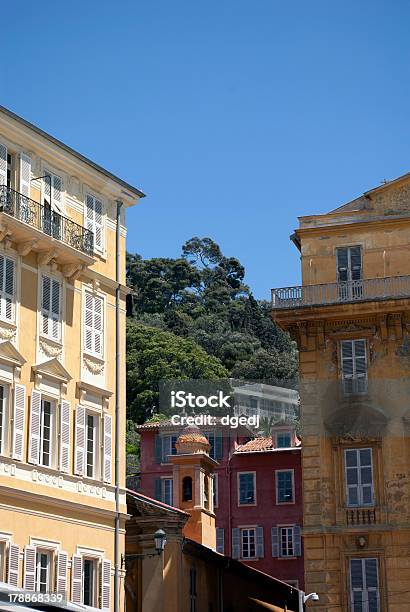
[272,277,410,309]
[0,185,94,256]
[346,508,377,525]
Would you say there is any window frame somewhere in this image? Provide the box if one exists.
[35,548,52,593]
[161,477,173,506]
[275,430,293,448]
[279,526,295,558]
[345,448,374,508]
[349,557,380,612]
[83,290,105,360]
[0,253,16,325]
[240,527,257,559]
[237,471,257,506]
[0,384,10,456]
[340,338,368,396]
[84,192,105,255]
[40,273,63,344]
[276,469,295,505]
[82,556,98,608]
[85,412,99,480]
[39,397,56,469]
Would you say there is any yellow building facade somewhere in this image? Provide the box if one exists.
[0,106,144,610]
[272,176,410,611]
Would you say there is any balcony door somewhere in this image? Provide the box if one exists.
[42,171,62,240]
[337,246,362,300]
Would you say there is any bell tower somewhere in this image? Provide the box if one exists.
[170,425,217,549]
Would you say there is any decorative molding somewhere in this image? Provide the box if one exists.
[39,337,63,359]
[37,249,58,266]
[83,354,105,375]
[32,357,72,383]
[0,321,17,341]
[0,222,12,243]
[17,239,38,257]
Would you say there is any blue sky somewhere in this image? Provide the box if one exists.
[3,1,410,298]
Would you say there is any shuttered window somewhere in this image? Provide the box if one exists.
[272,525,302,558]
[240,527,263,558]
[85,194,104,253]
[84,292,104,357]
[41,275,62,342]
[350,558,380,612]
[345,448,374,507]
[0,255,15,323]
[12,384,26,461]
[216,527,224,554]
[43,170,63,212]
[341,339,368,395]
[337,246,362,282]
[0,143,7,186]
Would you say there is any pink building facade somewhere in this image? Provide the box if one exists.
[135,420,304,589]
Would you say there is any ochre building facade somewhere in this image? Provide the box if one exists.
[272,175,410,611]
[0,106,143,610]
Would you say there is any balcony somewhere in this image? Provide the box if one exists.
[346,508,377,526]
[0,185,94,269]
[271,276,410,309]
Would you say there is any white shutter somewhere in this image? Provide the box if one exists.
[56,551,68,596]
[256,526,264,558]
[12,384,26,461]
[0,255,15,322]
[74,405,86,476]
[0,142,7,186]
[7,543,20,587]
[71,554,83,604]
[94,198,103,251]
[23,545,36,591]
[52,174,62,212]
[85,194,104,252]
[101,559,111,612]
[84,292,94,354]
[41,276,51,336]
[103,414,112,484]
[51,279,61,341]
[19,154,31,197]
[28,390,42,465]
[93,295,103,356]
[59,400,71,473]
[341,339,367,394]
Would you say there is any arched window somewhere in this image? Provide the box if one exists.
[182,476,193,502]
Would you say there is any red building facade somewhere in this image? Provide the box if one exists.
[135,420,304,588]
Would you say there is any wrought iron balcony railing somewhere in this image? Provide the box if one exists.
[272,276,410,309]
[0,185,94,256]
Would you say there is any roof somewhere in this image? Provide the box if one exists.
[235,436,301,454]
[135,417,255,436]
[126,488,189,518]
[0,105,145,199]
[330,171,410,214]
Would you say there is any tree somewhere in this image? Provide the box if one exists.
[126,320,228,423]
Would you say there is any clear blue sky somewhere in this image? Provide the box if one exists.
[3,1,410,298]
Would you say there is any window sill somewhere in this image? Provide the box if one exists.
[277,501,295,505]
[238,503,257,507]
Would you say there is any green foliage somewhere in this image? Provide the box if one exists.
[126,320,228,422]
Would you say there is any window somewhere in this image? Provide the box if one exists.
[40,399,54,468]
[276,470,294,503]
[86,414,97,479]
[0,254,15,323]
[345,448,374,507]
[241,528,256,559]
[83,558,97,607]
[183,476,193,502]
[36,550,51,593]
[43,171,63,239]
[41,275,62,342]
[85,194,104,253]
[0,385,8,456]
[162,478,173,505]
[216,527,224,554]
[0,541,5,582]
[238,472,256,505]
[341,339,368,395]
[213,474,218,508]
[7,152,14,189]
[84,292,104,357]
[189,567,197,612]
[337,246,362,300]
[155,434,178,463]
[276,431,292,448]
[204,431,223,460]
[280,527,294,557]
[350,558,380,612]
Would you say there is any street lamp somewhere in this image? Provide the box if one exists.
[154,529,167,554]
[298,591,319,610]
[121,529,167,567]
